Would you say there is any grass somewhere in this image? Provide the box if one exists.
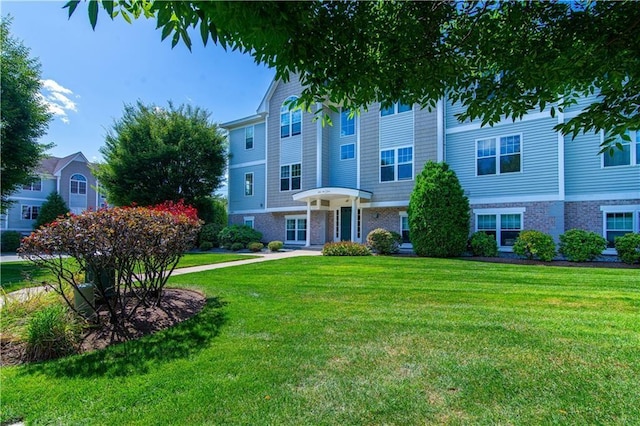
[1,256,639,424]
[0,252,253,293]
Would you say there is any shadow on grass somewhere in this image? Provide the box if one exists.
[21,297,227,379]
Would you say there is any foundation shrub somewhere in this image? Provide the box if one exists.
[230,242,244,251]
[366,228,402,255]
[1,231,22,252]
[614,233,640,264]
[199,241,214,251]
[513,230,556,262]
[322,241,371,256]
[470,231,498,257]
[199,223,222,248]
[24,304,82,362]
[268,240,284,252]
[559,229,607,262]
[247,242,264,252]
[219,225,262,249]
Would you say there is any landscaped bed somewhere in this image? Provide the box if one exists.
[1,256,638,424]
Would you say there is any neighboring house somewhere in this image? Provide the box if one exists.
[222,76,640,254]
[1,152,106,234]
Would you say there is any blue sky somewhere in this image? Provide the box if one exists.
[2,1,275,162]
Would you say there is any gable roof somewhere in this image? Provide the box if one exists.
[38,152,89,176]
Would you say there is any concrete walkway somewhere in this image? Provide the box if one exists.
[1,248,322,307]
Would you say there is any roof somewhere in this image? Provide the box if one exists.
[37,152,89,176]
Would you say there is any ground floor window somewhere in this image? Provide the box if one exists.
[21,205,40,220]
[286,216,307,243]
[244,216,255,229]
[601,205,640,249]
[475,208,524,248]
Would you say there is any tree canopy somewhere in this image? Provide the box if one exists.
[96,101,227,209]
[1,18,52,213]
[66,0,639,152]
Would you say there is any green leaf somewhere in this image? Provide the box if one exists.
[64,0,80,18]
[161,22,174,41]
[199,20,209,46]
[88,0,99,29]
[102,0,115,17]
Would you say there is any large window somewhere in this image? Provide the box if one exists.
[70,174,87,195]
[476,211,523,248]
[340,143,355,160]
[601,205,640,250]
[22,178,42,191]
[244,172,254,196]
[603,131,639,167]
[280,96,301,138]
[340,108,355,136]
[380,147,413,182]
[280,163,301,191]
[245,126,254,150]
[286,216,307,243]
[477,134,522,176]
[380,102,412,116]
[21,205,40,220]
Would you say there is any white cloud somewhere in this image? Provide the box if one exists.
[39,79,78,124]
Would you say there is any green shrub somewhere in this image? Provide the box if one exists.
[559,229,607,262]
[219,225,262,249]
[230,242,244,251]
[470,231,498,257]
[268,240,284,252]
[322,241,371,256]
[614,233,640,264]
[366,228,402,255]
[408,161,470,257]
[247,242,264,252]
[1,231,22,253]
[199,241,214,251]
[34,192,69,229]
[199,223,222,247]
[24,305,81,362]
[513,230,557,262]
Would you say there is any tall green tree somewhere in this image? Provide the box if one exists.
[408,161,470,258]
[96,101,227,210]
[34,191,70,229]
[0,18,52,213]
[66,0,639,152]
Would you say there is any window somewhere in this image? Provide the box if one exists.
[244,172,254,196]
[601,206,640,250]
[280,163,301,191]
[380,102,412,116]
[21,205,39,220]
[340,143,355,160]
[476,211,523,248]
[400,213,410,244]
[22,179,42,191]
[476,134,522,176]
[380,147,413,182]
[245,126,254,150]
[340,108,355,136]
[603,131,639,167]
[280,96,301,138]
[244,216,255,229]
[286,216,307,243]
[70,174,87,195]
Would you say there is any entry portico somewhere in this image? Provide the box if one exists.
[292,187,373,246]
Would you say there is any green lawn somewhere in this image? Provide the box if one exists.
[0,252,252,293]
[1,256,639,425]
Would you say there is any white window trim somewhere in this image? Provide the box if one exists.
[244,172,254,197]
[285,214,307,244]
[340,108,355,137]
[600,130,639,168]
[380,102,413,117]
[399,211,412,248]
[475,133,523,177]
[340,143,356,161]
[600,205,640,255]
[380,145,414,183]
[243,216,255,229]
[280,96,301,139]
[245,126,255,150]
[70,173,88,195]
[474,207,526,251]
[279,163,302,192]
[23,178,43,191]
[21,204,40,220]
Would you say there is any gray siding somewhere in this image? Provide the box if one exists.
[445,99,472,129]
[228,164,265,212]
[446,117,560,200]
[229,123,266,166]
[328,110,357,188]
[379,109,414,149]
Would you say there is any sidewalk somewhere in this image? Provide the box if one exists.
[1,248,323,307]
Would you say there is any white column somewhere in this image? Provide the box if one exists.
[306,199,312,247]
[351,198,357,242]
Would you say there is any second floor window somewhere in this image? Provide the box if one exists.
[22,205,40,220]
[380,102,412,116]
[381,147,413,182]
[244,172,254,196]
[477,134,522,176]
[70,174,87,195]
[280,163,301,191]
[340,108,355,136]
[245,126,254,150]
[603,131,639,167]
[340,143,355,160]
[22,179,42,191]
[281,96,301,138]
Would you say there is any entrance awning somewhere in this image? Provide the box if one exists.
[292,187,372,203]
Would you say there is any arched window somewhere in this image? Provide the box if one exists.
[70,174,87,195]
[280,96,301,138]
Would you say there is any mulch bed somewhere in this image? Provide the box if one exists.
[1,288,206,367]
